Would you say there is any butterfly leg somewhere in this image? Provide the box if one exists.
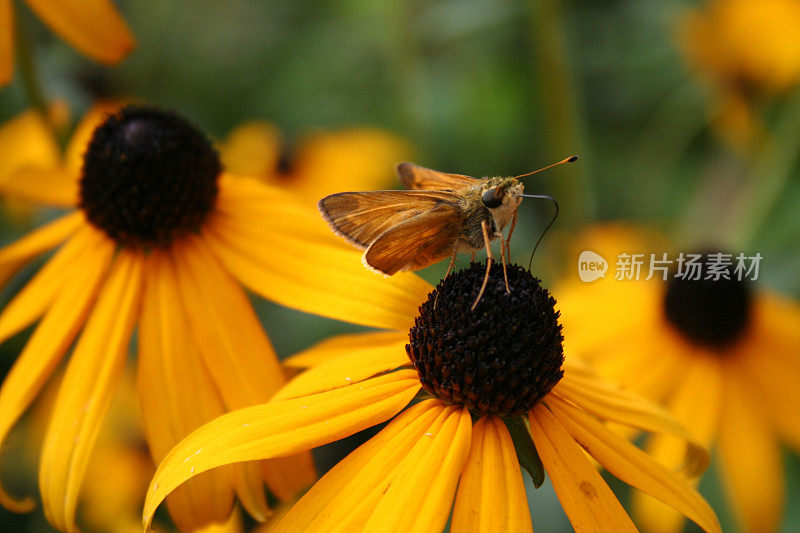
[434,243,459,309]
[470,250,477,263]
[471,220,494,311]
[505,210,518,258]
[498,231,510,293]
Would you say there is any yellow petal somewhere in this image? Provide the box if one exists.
[206,175,432,331]
[173,239,305,521]
[0,224,104,344]
[138,250,236,530]
[273,400,447,533]
[218,121,282,179]
[545,394,720,533]
[0,108,75,206]
[143,370,420,528]
[24,0,134,64]
[361,405,472,533]
[0,232,112,512]
[0,0,11,86]
[529,403,637,533]
[717,362,784,533]
[273,334,409,401]
[39,251,143,532]
[284,330,409,369]
[171,236,284,409]
[633,355,723,533]
[0,211,83,288]
[451,416,533,533]
[554,366,709,477]
[288,128,410,203]
[742,294,800,451]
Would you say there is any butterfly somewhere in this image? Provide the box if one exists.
[318,157,575,308]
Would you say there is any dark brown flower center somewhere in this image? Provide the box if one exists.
[406,263,564,416]
[663,253,752,349]
[79,105,220,249]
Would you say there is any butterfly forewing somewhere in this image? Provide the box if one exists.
[364,203,464,275]
[318,190,459,249]
[396,162,477,191]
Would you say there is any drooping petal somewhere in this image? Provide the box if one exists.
[0,211,83,287]
[0,232,113,512]
[717,361,784,533]
[361,405,472,533]
[451,416,533,533]
[173,237,316,520]
[205,175,432,331]
[529,403,636,533]
[742,294,800,451]
[138,250,236,530]
[633,354,723,533]
[171,236,284,409]
[0,224,105,343]
[273,400,447,532]
[284,331,409,369]
[554,365,709,476]
[0,108,75,206]
[273,333,410,401]
[144,370,420,528]
[39,250,143,532]
[545,394,720,533]
[0,0,11,86]
[24,0,134,64]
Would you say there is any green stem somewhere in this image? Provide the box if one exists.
[505,416,545,488]
[724,88,800,249]
[14,6,57,137]
[528,0,592,227]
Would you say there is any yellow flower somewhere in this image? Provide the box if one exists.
[0,104,426,532]
[218,120,411,204]
[0,0,135,86]
[15,369,151,533]
[556,224,800,533]
[145,262,720,532]
[678,0,800,147]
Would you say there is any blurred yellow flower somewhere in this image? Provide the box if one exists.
[679,0,800,147]
[0,104,424,532]
[219,121,411,204]
[145,263,719,533]
[557,224,800,533]
[0,0,135,86]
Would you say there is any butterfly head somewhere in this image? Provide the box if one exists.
[480,176,523,230]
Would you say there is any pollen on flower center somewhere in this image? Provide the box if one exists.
[663,254,752,349]
[406,263,564,417]
[79,105,221,248]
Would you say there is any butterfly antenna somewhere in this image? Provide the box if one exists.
[520,194,559,270]
[513,155,578,180]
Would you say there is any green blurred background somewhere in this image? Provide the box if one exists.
[0,0,798,531]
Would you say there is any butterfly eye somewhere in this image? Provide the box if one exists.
[482,188,503,208]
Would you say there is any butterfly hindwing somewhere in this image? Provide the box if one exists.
[363,203,464,275]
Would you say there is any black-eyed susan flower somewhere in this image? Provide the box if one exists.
[218,120,410,204]
[144,262,721,533]
[557,224,800,533]
[678,0,800,148]
[0,104,428,532]
[0,0,135,86]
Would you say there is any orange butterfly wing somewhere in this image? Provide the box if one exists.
[363,203,464,275]
[318,190,458,249]
[396,162,477,191]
